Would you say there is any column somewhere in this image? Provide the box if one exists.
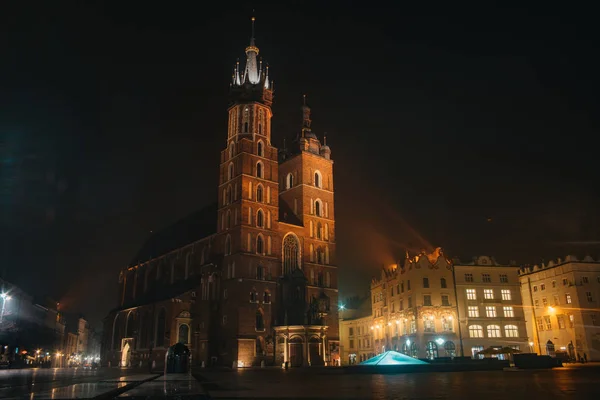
[284,335,288,363]
[322,336,327,366]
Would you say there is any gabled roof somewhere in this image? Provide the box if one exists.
[129,203,217,266]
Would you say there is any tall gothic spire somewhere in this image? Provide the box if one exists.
[244,16,260,84]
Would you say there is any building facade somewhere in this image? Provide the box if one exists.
[454,256,528,358]
[370,248,459,360]
[519,255,600,361]
[102,22,340,369]
[339,298,373,364]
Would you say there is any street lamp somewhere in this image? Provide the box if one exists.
[0,293,12,323]
[529,341,534,353]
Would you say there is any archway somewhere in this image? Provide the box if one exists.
[308,336,323,366]
[121,341,131,367]
[289,337,303,367]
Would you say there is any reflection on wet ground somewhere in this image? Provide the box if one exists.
[194,363,600,399]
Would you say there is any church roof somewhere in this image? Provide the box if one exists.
[278,200,303,227]
[129,203,217,266]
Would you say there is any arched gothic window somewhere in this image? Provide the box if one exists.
[283,234,300,274]
[286,173,293,189]
[126,311,135,338]
[256,185,263,202]
[226,185,232,204]
[317,222,322,239]
[256,235,264,254]
[315,200,322,217]
[225,235,232,256]
[256,210,264,227]
[257,140,264,156]
[258,109,264,135]
[226,210,231,229]
[155,308,166,347]
[178,324,189,344]
[314,171,322,188]
[243,107,249,133]
[256,162,263,178]
[229,143,235,159]
[256,310,265,331]
[228,163,234,181]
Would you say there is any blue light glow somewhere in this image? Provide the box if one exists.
[359,351,428,366]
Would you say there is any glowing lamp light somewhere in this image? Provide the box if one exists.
[237,360,244,368]
[388,322,392,326]
[435,338,445,345]
[370,326,374,330]
[339,304,345,311]
[548,306,555,313]
[529,342,534,347]
[396,320,400,324]
[406,339,411,346]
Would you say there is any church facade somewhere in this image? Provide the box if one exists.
[101,23,340,368]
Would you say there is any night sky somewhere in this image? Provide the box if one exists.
[2,2,600,326]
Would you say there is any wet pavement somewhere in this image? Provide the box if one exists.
[194,363,600,399]
[0,368,159,399]
[0,364,598,399]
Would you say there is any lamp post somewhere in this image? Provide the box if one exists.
[0,293,12,324]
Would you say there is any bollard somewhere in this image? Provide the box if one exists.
[201,361,205,368]
[261,360,265,368]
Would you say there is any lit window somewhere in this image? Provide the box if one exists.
[499,274,508,283]
[423,316,435,332]
[484,289,494,299]
[501,289,511,301]
[504,325,518,337]
[557,314,566,329]
[466,289,476,300]
[485,306,496,317]
[469,325,483,338]
[464,273,473,282]
[486,325,501,338]
[503,306,514,318]
[536,317,544,331]
[565,294,572,304]
[568,314,574,328]
[543,315,551,330]
[468,306,479,318]
[442,316,453,331]
[482,274,491,283]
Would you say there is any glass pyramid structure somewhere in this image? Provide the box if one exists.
[359,351,428,366]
